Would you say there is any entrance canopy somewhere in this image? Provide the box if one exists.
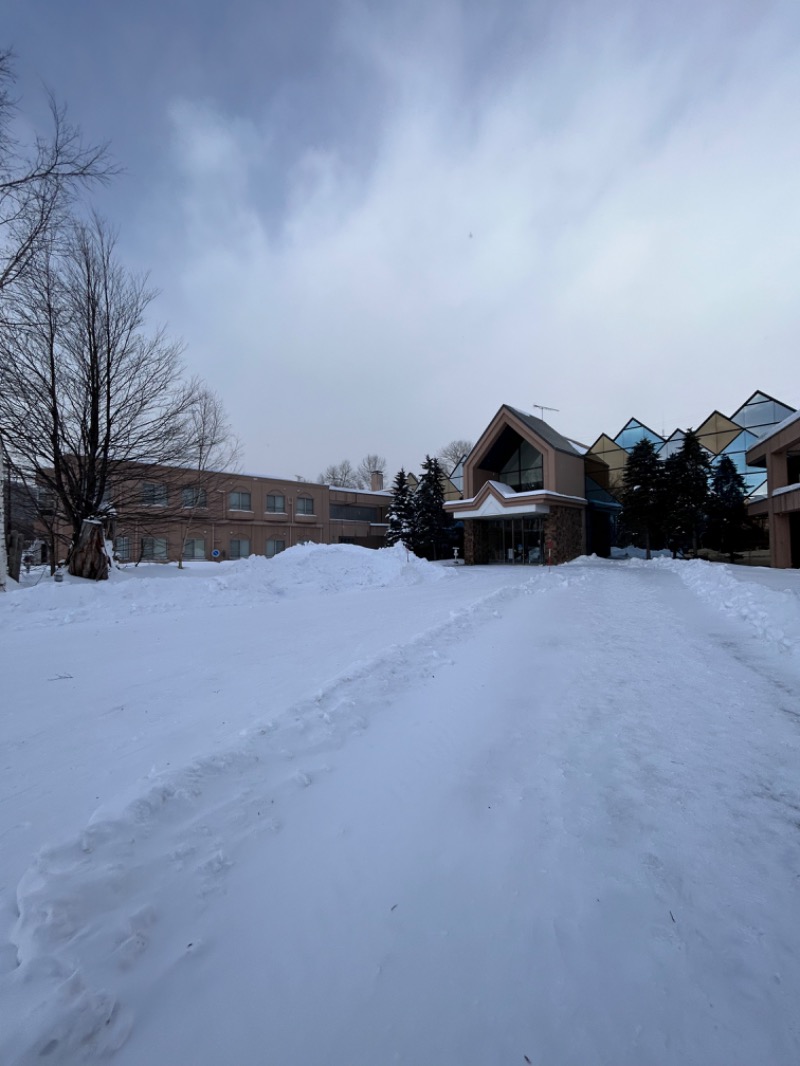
[450,479,583,521]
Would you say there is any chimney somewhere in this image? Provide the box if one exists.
[370,470,384,491]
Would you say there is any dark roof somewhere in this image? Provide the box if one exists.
[505,406,583,457]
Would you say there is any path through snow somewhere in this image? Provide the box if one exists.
[2,551,800,1064]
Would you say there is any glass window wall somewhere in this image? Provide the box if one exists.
[484,517,544,564]
[499,441,544,492]
[614,419,664,452]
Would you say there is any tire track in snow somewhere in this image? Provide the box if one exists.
[0,567,577,1064]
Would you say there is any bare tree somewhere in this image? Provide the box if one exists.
[355,453,386,489]
[0,50,114,583]
[317,460,359,488]
[0,444,7,589]
[0,215,233,579]
[175,388,240,567]
[0,49,114,295]
[437,439,473,474]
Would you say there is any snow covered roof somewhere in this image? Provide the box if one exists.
[448,479,586,519]
[478,481,586,505]
[326,486,393,497]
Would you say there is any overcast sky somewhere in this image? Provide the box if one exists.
[6,0,800,479]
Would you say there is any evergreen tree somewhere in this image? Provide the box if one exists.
[385,469,414,548]
[707,455,748,561]
[619,439,664,559]
[413,455,451,560]
[663,430,712,556]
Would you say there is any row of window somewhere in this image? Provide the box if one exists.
[139,482,317,516]
[140,483,208,508]
[115,536,288,562]
[229,491,315,514]
[227,538,286,559]
[329,504,380,522]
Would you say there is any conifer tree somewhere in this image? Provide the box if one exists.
[386,469,414,548]
[413,455,451,560]
[708,455,748,561]
[664,430,712,556]
[619,439,663,559]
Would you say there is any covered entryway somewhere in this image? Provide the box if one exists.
[483,516,544,564]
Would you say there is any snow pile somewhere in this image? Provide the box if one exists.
[215,542,452,596]
[654,557,800,658]
[0,544,451,628]
[610,545,673,560]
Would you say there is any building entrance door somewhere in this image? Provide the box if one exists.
[485,517,544,564]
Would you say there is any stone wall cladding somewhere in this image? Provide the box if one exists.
[543,505,584,564]
[464,519,491,565]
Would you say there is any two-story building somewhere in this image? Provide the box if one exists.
[746,412,800,569]
[444,405,588,565]
[42,466,391,565]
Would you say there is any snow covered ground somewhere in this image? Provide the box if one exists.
[2,545,800,1065]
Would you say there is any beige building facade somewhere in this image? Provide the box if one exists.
[79,469,390,564]
[746,413,800,569]
[445,405,587,566]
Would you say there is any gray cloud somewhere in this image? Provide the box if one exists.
[6,0,800,476]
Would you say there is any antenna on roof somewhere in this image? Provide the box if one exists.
[532,403,559,420]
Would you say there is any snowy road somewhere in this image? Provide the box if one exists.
[2,551,800,1065]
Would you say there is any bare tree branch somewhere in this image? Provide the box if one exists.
[437,439,473,474]
[0,50,116,295]
[0,215,237,577]
[317,460,360,489]
[355,453,386,489]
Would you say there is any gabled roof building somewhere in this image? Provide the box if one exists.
[445,391,796,567]
[444,405,589,565]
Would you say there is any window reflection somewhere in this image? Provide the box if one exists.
[500,440,544,492]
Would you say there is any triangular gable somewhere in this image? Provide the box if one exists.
[613,417,664,451]
[730,391,795,427]
[587,433,624,456]
[470,405,578,467]
[694,410,741,455]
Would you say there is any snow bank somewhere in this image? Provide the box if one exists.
[0,544,451,628]
[610,545,673,560]
[653,558,800,658]
[218,542,451,595]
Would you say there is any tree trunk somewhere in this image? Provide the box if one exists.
[69,518,109,580]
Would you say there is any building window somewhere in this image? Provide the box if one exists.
[500,440,544,493]
[266,539,286,558]
[229,491,252,511]
[141,536,168,560]
[115,536,131,562]
[37,488,57,515]
[229,538,250,559]
[182,486,207,509]
[141,481,168,507]
[266,493,285,513]
[330,504,379,522]
[183,538,205,559]
[296,496,314,515]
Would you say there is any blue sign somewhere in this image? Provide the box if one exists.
[211,549,221,558]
